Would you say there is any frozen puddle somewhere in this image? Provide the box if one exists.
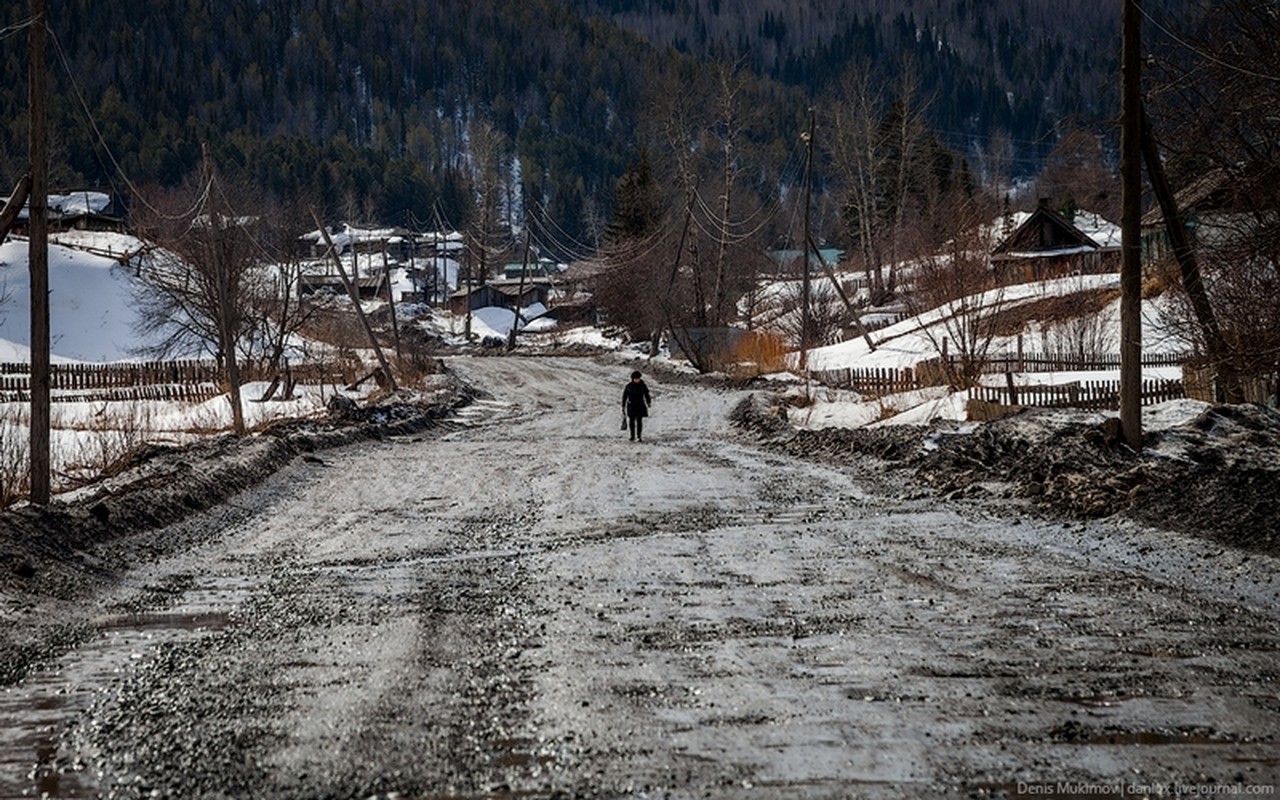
[0,576,252,799]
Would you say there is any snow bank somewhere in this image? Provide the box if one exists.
[0,239,145,363]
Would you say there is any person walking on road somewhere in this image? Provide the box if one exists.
[622,370,651,442]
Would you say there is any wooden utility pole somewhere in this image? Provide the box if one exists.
[1140,111,1242,403]
[464,236,474,340]
[381,243,402,360]
[1118,0,1143,449]
[0,176,31,243]
[310,210,398,392]
[507,227,532,350]
[800,108,815,371]
[29,0,50,504]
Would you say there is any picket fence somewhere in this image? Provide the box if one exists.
[809,366,924,396]
[0,360,219,386]
[810,356,1190,411]
[963,350,1189,373]
[975,379,1185,411]
[0,360,356,404]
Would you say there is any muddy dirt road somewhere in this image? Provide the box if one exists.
[2,355,1278,799]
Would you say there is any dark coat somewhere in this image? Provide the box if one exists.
[622,379,651,418]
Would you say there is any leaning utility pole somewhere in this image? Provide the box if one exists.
[0,176,31,243]
[310,210,398,392]
[1118,0,1143,450]
[29,0,51,504]
[1140,111,1242,404]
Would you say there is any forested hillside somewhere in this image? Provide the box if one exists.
[0,0,1185,248]
[576,0,1183,164]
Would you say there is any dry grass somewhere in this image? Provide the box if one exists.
[988,288,1121,338]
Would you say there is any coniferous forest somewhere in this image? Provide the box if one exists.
[0,0,1186,251]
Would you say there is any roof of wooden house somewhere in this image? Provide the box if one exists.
[991,204,1107,261]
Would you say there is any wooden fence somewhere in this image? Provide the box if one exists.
[961,350,1189,373]
[810,361,1189,410]
[975,378,1185,411]
[809,366,926,396]
[0,384,224,404]
[0,359,362,404]
[0,360,221,389]
[811,350,1190,394]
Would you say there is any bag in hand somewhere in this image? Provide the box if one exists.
[620,416,628,431]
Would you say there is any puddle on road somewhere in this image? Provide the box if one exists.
[1052,694,1134,708]
[92,609,231,632]
[1079,729,1240,746]
[1048,717,1244,748]
[0,574,255,800]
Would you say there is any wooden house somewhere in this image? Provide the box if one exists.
[299,223,414,260]
[448,278,552,317]
[991,201,1120,283]
[448,283,507,316]
[1140,166,1278,267]
[12,190,127,236]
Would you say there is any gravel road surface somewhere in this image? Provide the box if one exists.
[2,355,1277,799]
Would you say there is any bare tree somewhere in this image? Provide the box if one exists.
[826,58,941,302]
[631,60,772,371]
[1146,0,1280,398]
[131,159,281,434]
[467,118,515,285]
[904,203,1005,390]
[1033,127,1121,223]
[827,64,890,298]
[769,278,847,352]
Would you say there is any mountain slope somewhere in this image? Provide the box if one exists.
[0,0,1188,244]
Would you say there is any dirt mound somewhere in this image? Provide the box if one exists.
[736,393,1280,555]
[0,380,474,622]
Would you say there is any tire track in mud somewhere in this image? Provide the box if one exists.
[55,485,551,799]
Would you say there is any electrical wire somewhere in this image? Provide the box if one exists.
[1141,4,1280,83]
[49,27,211,223]
[0,15,37,40]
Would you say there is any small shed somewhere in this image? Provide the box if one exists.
[300,274,386,300]
[490,278,550,309]
[448,283,507,316]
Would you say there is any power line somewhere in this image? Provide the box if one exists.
[49,27,210,223]
[1141,4,1280,83]
[0,15,37,39]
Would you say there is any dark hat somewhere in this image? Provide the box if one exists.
[630,370,642,379]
